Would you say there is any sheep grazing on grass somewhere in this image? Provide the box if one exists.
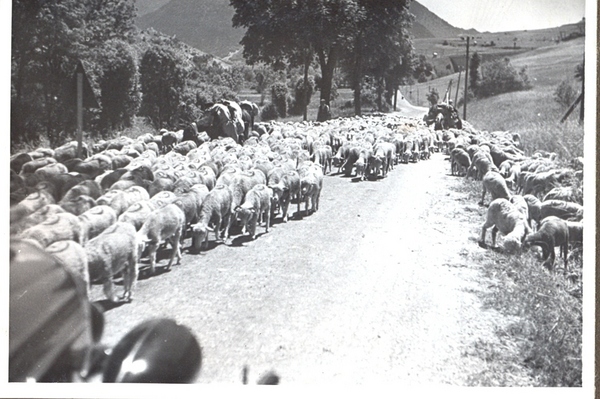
[190,184,233,251]
[298,162,324,216]
[10,190,55,224]
[19,212,84,247]
[480,171,512,206]
[539,200,583,222]
[509,195,530,225]
[45,240,90,298]
[543,186,583,205]
[450,148,471,176]
[86,222,138,303]
[10,204,66,236]
[524,216,569,271]
[234,184,273,239]
[137,203,186,275]
[78,205,118,243]
[479,198,531,254]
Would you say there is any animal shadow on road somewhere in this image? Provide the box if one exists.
[93,299,128,312]
[229,234,257,247]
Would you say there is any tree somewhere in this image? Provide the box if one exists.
[469,52,481,92]
[98,40,139,131]
[230,0,361,110]
[341,0,413,115]
[11,0,137,148]
[139,44,187,129]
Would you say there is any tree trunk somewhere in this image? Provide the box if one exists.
[352,33,363,117]
[317,47,337,105]
[303,52,310,121]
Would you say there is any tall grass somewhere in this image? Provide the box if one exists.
[456,176,582,386]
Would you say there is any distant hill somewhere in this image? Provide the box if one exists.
[408,1,477,39]
[135,0,477,58]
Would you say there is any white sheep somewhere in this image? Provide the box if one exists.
[59,195,97,216]
[19,212,84,247]
[78,205,118,243]
[190,184,233,251]
[234,184,273,239]
[479,198,531,254]
[137,203,186,275]
[86,221,138,303]
[10,190,55,224]
[10,204,66,236]
[45,240,90,298]
[118,200,158,231]
[480,170,512,206]
[267,168,301,222]
[298,161,324,216]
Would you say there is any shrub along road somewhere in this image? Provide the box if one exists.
[90,149,537,385]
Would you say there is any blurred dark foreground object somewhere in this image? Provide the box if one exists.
[9,239,202,383]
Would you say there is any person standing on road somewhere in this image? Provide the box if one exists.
[317,99,331,122]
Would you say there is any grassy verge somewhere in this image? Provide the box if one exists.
[455,179,582,386]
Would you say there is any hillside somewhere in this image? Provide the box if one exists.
[408,1,477,39]
[136,0,244,58]
[135,0,475,58]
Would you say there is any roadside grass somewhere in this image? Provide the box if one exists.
[454,177,582,386]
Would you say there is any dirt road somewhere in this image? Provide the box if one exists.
[91,151,534,385]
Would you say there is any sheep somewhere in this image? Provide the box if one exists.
[45,240,90,298]
[354,148,372,181]
[10,190,55,224]
[479,198,531,254]
[59,195,97,216]
[10,204,66,236]
[86,222,138,303]
[60,180,102,203]
[268,168,301,222]
[137,203,186,275]
[97,186,150,216]
[229,169,267,210]
[523,216,569,271]
[118,200,158,231]
[148,190,179,208]
[172,184,210,229]
[450,148,470,176]
[190,184,233,251]
[11,152,33,173]
[78,205,118,243]
[19,212,84,247]
[539,200,583,222]
[311,145,333,175]
[480,171,512,206]
[543,186,583,205]
[298,162,324,216]
[234,184,273,239]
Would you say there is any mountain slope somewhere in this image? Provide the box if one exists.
[136,0,476,57]
[136,0,244,58]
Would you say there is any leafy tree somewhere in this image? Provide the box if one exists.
[554,80,577,109]
[475,58,532,98]
[342,0,413,115]
[413,55,434,83]
[139,44,187,129]
[231,0,361,110]
[427,88,439,106]
[98,40,140,131]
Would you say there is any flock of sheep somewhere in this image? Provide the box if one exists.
[448,127,584,272]
[9,110,584,308]
[9,112,440,304]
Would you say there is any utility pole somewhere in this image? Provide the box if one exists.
[455,69,462,105]
[463,36,470,120]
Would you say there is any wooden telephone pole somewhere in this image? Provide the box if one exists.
[463,36,470,120]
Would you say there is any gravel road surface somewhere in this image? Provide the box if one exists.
[91,150,530,384]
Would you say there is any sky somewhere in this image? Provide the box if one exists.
[416,0,586,32]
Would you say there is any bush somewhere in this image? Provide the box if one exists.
[270,82,288,118]
[475,59,532,98]
[554,80,578,109]
[260,102,279,121]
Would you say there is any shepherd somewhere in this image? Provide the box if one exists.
[317,99,331,122]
